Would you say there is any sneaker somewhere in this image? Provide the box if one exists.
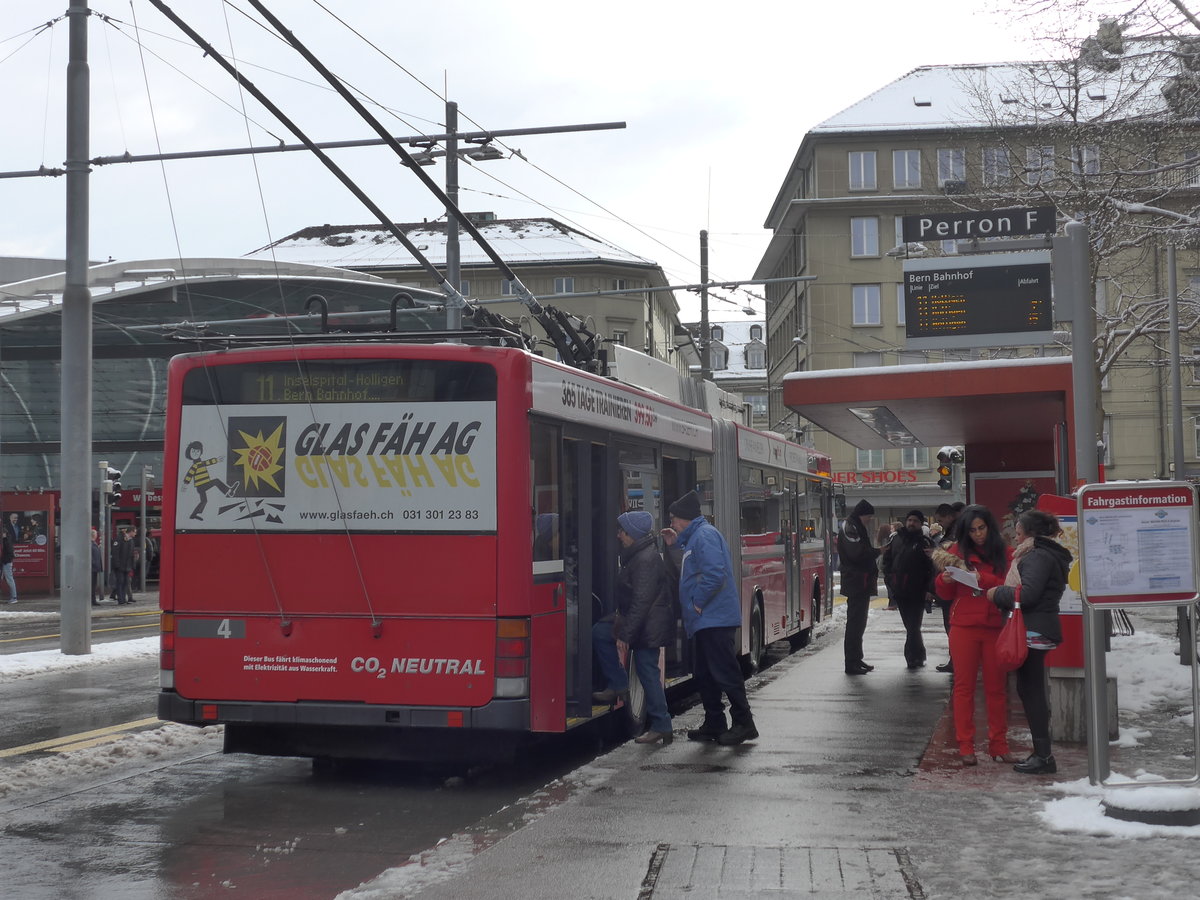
[5,597,16,604]
[687,721,727,742]
[633,730,673,745]
[717,722,759,745]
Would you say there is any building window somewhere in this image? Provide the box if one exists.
[1026,146,1055,185]
[749,324,763,341]
[1192,346,1200,383]
[1185,150,1200,187]
[900,447,930,469]
[849,151,877,190]
[852,351,882,367]
[982,147,1011,186]
[746,393,768,416]
[893,149,921,189]
[856,448,885,470]
[611,330,627,345]
[1072,145,1100,176]
[711,325,724,342]
[896,284,906,326]
[746,346,766,369]
[937,148,966,185]
[554,277,575,293]
[710,345,728,370]
[850,216,879,257]
[501,279,517,296]
[852,285,881,325]
[611,278,628,291]
[459,279,470,295]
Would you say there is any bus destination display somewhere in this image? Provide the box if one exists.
[902,250,1053,350]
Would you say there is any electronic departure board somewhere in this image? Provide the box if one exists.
[902,250,1054,350]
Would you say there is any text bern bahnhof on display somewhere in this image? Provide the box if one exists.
[900,207,1056,350]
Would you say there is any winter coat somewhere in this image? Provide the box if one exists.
[991,535,1071,645]
[837,514,879,598]
[667,516,740,637]
[942,546,1012,629]
[111,536,135,572]
[0,531,12,566]
[881,529,934,602]
[91,541,103,574]
[612,534,675,649]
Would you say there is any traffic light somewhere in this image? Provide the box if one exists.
[936,459,953,490]
[936,447,962,491]
[105,467,123,506]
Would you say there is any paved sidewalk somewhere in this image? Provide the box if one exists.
[1,587,159,619]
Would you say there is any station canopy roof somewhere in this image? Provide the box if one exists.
[782,357,1073,450]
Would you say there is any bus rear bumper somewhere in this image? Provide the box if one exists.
[158,692,532,762]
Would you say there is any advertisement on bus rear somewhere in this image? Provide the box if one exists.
[176,401,496,531]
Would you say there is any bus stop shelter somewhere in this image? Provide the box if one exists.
[782,356,1077,512]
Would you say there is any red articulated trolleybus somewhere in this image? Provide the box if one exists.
[158,338,834,763]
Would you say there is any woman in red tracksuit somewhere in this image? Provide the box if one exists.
[936,504,1016,767]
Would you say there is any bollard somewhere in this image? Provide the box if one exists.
[1049,667,1118,743]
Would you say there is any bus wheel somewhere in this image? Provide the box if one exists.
[741,603,765,678]
[788,627,812,650]
[624,652,648,736]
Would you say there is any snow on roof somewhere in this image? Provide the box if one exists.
[0,257,396,322]
[246,217,657,270]
[815,44,1181,134]
[684,318,766,379]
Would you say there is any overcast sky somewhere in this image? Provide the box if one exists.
[1,0,1049,318]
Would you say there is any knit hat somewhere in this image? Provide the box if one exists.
[668,490,702,522]
[617,510,653,540]
[851,499,875,518]
[906,509,926,523]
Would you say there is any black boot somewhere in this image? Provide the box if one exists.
[687,717,727,742]
[717,719,759,745]
[1013,740,1057,775]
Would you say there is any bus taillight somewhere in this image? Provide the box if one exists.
[494,617,530,698]
[160,613,176,689]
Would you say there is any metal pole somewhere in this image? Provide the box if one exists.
[699,230,710,381]
[61,1,92,654]
[1062,219,1110,783]
[1169,243,1185,476]
[445,100,461,332]
[139,467,150,592]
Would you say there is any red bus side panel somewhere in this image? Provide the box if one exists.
[171,533,497,617]
[173,615,496,706]
[529,606,565,732]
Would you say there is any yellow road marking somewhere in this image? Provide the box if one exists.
[0,716,160,759]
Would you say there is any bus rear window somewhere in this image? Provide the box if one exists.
[182,359,497,405]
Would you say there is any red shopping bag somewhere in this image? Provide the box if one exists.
[996,602,1028,671]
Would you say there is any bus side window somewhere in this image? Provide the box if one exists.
[531,422,560,561]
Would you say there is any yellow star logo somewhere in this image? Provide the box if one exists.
[233,423,285,493]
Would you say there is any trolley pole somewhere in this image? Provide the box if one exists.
[699,230,710,381]
[61,0,93,654]
[445,100,461,332]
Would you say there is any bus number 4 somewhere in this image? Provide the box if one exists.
[217,619,233,639]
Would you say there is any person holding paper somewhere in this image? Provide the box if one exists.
[938,505,1015,767]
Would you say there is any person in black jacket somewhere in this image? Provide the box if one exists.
[988,508,1071,775]
[592,510,676,745]
[838,499,879,675]
[882,510,935,669]
[111,528,136,605]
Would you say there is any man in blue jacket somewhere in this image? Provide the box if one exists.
[662,490,757,745]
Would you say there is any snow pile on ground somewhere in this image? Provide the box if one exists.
[1107,628,1194,715]
[0,635,158,679]
[1043,775,1200,838]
